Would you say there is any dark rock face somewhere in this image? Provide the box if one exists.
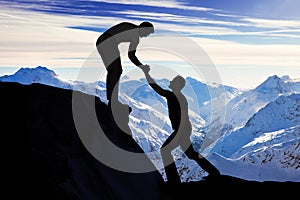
[0,82,298,200]
[0,82,166,200]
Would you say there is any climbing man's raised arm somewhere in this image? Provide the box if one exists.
[143,68,168,97]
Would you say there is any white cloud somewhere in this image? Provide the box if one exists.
[90,0,214,11]
[193,38,300,67]
[211,13,243,18]
[0,7,123,29]
[113,10,300,39]
[116,10,250,27]
[242,17,300,29]
[0,8,99,68]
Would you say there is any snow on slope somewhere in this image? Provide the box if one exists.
[211,94,300,158]
[233,125,300,160]
[209,126,299,182]
[209,138,299,182]
[208,94,300,181]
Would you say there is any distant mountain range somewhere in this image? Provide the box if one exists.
[1,66,299,182]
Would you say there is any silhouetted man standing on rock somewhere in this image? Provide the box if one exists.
[96,22,154,108]
[142,67,221,184]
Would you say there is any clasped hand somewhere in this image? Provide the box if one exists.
[139,64,150,73]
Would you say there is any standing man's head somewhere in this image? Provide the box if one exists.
[169,75,185,92]
[138,22,154,37]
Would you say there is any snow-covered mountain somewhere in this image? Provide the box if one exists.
[208,94,300,181]
[0,66,74,89]
[1,66,299,182]
[230,75,298,127]
[185,77,241,119]
[0,66,108,102]
[208,132,299,182]
[203,75,300,140]
[121,76,241,121]
[211,94,300,157]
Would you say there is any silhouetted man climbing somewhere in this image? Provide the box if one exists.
[96,21,154,108]
[142,67,221,184]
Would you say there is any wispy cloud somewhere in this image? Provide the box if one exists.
[115,10,250,27]
[111,10,300,41]
[242,17,300,29]
[0,8,99,68]
[90,0,214,11]
[177,37,300,69]
[3,1,300,42]
[211,13,243,18]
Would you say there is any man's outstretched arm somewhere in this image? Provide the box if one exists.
[128,41,143,67]
[142,68,168,97]
[128,49,143,66]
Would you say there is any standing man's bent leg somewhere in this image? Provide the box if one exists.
[96,35,121,103]
[106,58,122,103]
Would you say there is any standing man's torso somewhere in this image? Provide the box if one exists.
[104,22,140,44]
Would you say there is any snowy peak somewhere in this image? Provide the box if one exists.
[19,66,57,76]
[255,75,291,94]
[0,66,59,84]
[212,74,298,133]
[281,75,300,93]
[280,75,291,82]
[0,66,76,91]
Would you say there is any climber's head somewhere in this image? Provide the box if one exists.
[139,22,154,37]
[169,75,185,92]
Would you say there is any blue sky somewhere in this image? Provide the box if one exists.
[1,0,300,88]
